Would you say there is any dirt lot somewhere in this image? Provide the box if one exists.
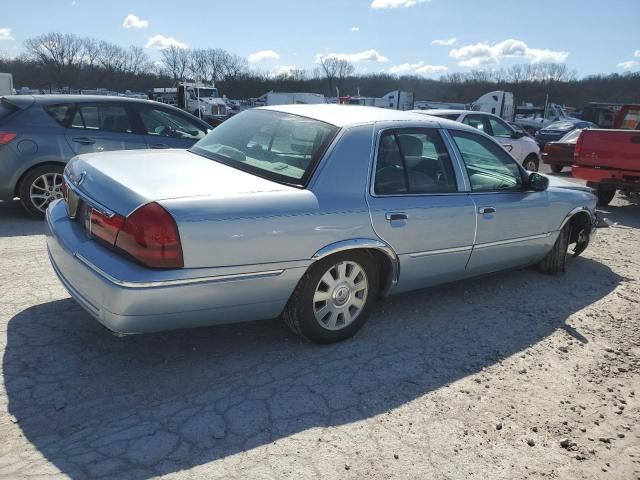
[0,175,639,479]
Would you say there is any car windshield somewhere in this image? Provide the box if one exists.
[190,109,338,186]
[559,129,582,143]
[195,88,218,98]
[547,121,576,130]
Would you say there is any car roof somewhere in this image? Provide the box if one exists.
[259,104,445,128]
[412,109,468,116]
[2,94,157,106]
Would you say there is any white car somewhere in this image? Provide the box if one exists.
[413,109,541,171]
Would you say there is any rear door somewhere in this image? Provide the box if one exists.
[131,104,208,149]
[65,102,146,155]
[367,127,477,292]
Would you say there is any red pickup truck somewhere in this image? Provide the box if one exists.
[572,105,640,205]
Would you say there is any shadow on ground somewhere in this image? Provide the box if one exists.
[0,200,44,237]
[597,193,640,229]
[3,257,625,478]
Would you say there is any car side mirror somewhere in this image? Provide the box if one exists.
[527,172,549,191]
[512,131,524,139]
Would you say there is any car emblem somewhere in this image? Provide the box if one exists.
[77,171,87,186]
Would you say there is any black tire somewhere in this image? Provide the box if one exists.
[595,185,616,206]
[18,164,65,218]
[538,223,571,275]
[283,251,379,344]
[523,154,539,172]
[550,164,563,173]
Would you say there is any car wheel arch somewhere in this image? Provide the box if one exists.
[559,207,593,247]
[311,238,399,295]
[14,161,67,198]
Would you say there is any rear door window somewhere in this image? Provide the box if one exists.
[374,129,458,195]
[43,104,73,127]
[71,104,133,133]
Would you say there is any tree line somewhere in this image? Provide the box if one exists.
[1,31,639,109]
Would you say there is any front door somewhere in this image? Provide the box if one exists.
[448,129,553,274]
[65,102,146,155]
[368,127,477,293]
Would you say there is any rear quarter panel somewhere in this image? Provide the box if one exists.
[162,124,380,269]
[0,103,76,199]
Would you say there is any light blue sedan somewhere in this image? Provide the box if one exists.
[46,105,598,343]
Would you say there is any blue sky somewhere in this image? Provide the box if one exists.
[1,0,639,77]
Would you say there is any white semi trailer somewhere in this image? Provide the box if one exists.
[0,73,13,96]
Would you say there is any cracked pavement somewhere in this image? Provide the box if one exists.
[0,187,639,479]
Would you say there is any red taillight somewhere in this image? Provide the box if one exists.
[574,132,584,161]
[0,132,17,145]
[90,209,125,246]
[114,202,183,269]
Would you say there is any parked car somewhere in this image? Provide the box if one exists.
[415,109,541,171]
[535,119,597,147]
[0,95,212,217]
[572,128,640,206]
[46,105,598,344]
[541,129,583,173]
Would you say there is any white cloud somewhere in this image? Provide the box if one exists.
[618,60,639,70]
[316,49,389,63]
[450,39,568,67]
[0,28,14,41]
[634,50,640,57]
[371,0,429,8]
[351,26,360,32]
[390,61,447,75]
[144,35,188,49]
[248,50,280,63]
[122,14,149,29]
[431,37,456,46]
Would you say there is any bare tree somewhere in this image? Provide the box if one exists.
[126,46,149,75]
[80,37,100,69]
[318,57,355,94]
[24,32,85,84]
[161,45,190,81]
[220,52,248,81]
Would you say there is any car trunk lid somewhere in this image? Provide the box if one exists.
[64,148,297,216]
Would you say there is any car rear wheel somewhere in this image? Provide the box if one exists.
[538,222,571,275]
[550,164,564,173]
[19,165,65,218]
[523,154,539,172]
[283,251,379,344]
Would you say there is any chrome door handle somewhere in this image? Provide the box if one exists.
[478,206,496,214]
[71,137,95,145]
[385,212,408,221]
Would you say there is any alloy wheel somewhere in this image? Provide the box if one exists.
[313,260,369,331]
[29,172,64,213]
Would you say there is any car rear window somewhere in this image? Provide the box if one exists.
[0,99,18,123]
[191,109,338,187]
[43,104,74,127]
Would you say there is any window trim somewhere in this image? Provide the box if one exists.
[369,126,466,198]
[447,128,528,194]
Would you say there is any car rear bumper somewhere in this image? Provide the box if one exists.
[45,199,305,335]
[572,165,640,190]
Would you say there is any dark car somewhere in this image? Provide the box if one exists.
[535,119,597,147]
[0,95,212,217]
[541,128,583,173]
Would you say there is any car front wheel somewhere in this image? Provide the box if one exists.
[19,165,65,218]
[283,251,379,343]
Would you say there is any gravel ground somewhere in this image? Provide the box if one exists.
[0,174,638,479]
